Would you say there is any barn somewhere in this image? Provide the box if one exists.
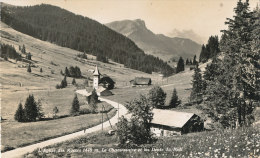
[150,109,204,136]
[130,77,152,86]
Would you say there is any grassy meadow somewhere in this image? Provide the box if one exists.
[25,125,260,158]
[0,20,198,153]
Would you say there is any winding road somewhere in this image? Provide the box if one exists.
[1,89,128,158]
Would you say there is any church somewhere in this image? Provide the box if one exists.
[92,65,113,96]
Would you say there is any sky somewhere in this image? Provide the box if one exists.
[1,0,259,41]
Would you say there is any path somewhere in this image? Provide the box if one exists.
[1,89,128,158]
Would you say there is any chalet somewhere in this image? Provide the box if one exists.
[130,77,152,86]
[150,109,204,136]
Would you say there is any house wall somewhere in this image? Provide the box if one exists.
[150,124,182,137]
[182,115,204,134]
[150,115,204,137]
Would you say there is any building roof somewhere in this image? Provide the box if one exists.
[151,109,195,128]
[96,86,106,93]
[131,77,151,85]
[100,89,113,96]
[93,65,100,76]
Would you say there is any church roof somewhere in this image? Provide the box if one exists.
[93,65,100,76]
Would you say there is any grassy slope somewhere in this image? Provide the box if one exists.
[26,125,260,158]
[0,21,156,150]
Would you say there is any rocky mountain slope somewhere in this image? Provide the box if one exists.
[106,19,202,61]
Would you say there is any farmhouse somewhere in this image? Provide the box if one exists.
[130,77,151,86]
[150,109,204,136]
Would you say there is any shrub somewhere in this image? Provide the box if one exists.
[117,94,154,147]
[53,106,59,118]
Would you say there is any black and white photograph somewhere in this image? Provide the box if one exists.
[0,0,259,157]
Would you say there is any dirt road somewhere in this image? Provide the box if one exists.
[1,89,127,158]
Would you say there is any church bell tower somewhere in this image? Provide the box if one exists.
[93,65,100,90]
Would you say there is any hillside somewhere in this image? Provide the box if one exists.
[106,19,202,61]
[0,20,168,150]
[0,3,174,76]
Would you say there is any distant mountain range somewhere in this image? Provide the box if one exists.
[106,19,201,61]
[167,29,207,45]
[1,3,174,76]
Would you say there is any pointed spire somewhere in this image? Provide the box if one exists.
[93,65,100,76]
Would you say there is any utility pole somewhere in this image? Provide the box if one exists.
[101,106,103,131]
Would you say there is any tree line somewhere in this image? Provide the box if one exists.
[63,66,82,78]
[176,55,198,73]
[199,36,220,63]
[190,0,259,129]
[1,4,174,76]
[0,43,22,61]
[15,94,44,122]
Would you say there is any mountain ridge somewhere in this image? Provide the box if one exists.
[1,3,174,76]
[106,19,201,61]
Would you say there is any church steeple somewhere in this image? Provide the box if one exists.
[93,65,100,76]
[93,65,100,89]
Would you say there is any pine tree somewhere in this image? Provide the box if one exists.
[199,44,208,63]
[176,56,185,73]
[72,78,76,85]
[169,88,181,108]
[89,89,98,113]
[186,58,189,65]
[70,94,80,115]
[36,99,44,120]
[14,103,25,122]
[24,94,38,122]
[21,44,26,54]
[147,85,166,109]
[26,52,32,60]
[203,0,258,128]
[203,57,221,82]
[65,67,70,76]
[61,76,67,88]
[27,64,31,73]
[190,64,203,103]
[193,55,197,65]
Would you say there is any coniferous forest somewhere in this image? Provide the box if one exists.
[194,0,260,128]
[1,4,174,76]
